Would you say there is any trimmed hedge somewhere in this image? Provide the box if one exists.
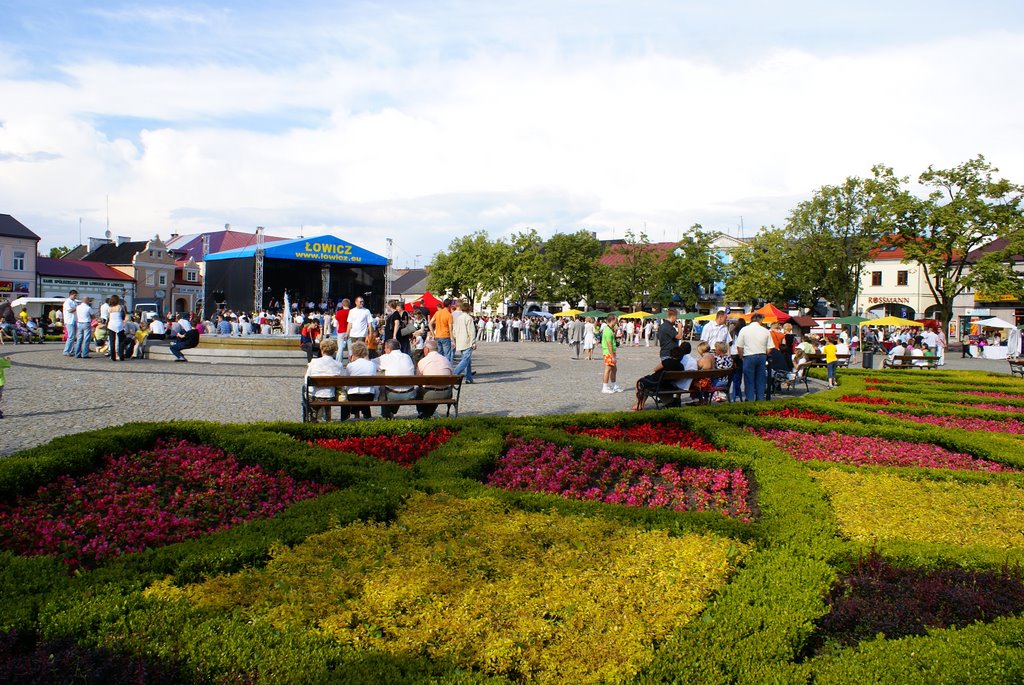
[0,369,1023,682]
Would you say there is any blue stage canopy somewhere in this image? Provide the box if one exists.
[205,234,388,266]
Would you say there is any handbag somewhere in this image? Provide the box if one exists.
[400,318,418,337]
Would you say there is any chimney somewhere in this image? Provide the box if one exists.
[89,236,111,252]
[116,236,132,246]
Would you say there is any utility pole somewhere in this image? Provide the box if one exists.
[201,233,210,318]
[385,238,393,304]
[254,226,265,313]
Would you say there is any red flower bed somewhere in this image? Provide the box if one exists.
[564,423,721,452]
[863,378,898,385]
[750,428,1012,472]
[963,391,1024,400]
[758,408,843,423]
[814,552,1024,649]
[878,411,1024,435]
[0,440,331,570]
[838,395,893,406]
[311,429,455,467]
[487,438,752,520]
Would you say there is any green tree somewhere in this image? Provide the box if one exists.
[593,230,659,308]
[493,229,547,312]
[541,230,603,307]
[786,174,888,316]
[659,224,726,309]
[426,231,499,305]
[49,245,72,258]
[885,155,1024,326]
[724,226,818,309]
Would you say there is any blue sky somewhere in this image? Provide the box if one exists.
[1,1,1023,263]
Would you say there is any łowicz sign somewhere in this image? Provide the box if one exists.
[204,234,388,266]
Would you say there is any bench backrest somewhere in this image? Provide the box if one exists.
[660,368,732,381]
[306,374,462,387]
[888,355,937,363]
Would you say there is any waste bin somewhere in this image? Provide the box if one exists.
[863,352,874,369]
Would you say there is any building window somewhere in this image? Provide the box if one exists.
[871,271,882,286]
[186,270,197,282]
[158,273,167,286]
[897,270,909,286]
[12,251,26,271]
[145,271,155,286]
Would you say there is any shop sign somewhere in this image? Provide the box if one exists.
[867,296,910,305]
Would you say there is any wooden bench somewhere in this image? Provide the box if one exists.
[1010,357,1024,378]
[804,353,852,368]
[647,368,732,408]
[303,374,464,422]
[883,354,939,369]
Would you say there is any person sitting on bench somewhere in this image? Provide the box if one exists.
[416,338,453,418]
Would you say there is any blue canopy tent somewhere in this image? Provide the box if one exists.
[203,235,389,315]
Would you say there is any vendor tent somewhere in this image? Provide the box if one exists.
[867,316,924,327]
[619,311,653,319]
[973,317,1017,329]
[832,315,869,326]
[403,291,443,315]
[754,303,790,322]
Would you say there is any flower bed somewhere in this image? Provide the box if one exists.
[751,429,1012,472]
[310,429,455,467]
[961,402,1024,414]
[878,411,1024,435]
[0,440,331,569]
[487,438,752,520]
[564,422,721,451]
[963,391,1024,399]
[144,494,750,684]
[811,469,1024,549]
[813,552,1024,650]
[838,395,893,406]
[757,408,843,423]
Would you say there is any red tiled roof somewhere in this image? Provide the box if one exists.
[166,230,287,260]
[36,257,134,281]
[598,241,677,267]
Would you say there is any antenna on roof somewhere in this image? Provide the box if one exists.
[106,195,110,236]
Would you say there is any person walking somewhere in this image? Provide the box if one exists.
[452,301,477,383]
[601,314,624,393]
[735,312,772,401]
[429,298,455,363]
[568,315,585,359]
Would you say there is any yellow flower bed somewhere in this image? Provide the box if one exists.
[811,469,1024,549]
[145,493,748,684]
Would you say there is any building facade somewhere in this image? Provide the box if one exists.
[82,236,178,314]
[856,245,939,320]
[36,257,136,307]
[0,214,40,300]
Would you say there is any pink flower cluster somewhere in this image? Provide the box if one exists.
[750,429,1013,472]
[564,423,721,452]
[878,411,1024,435]
[0,440,332,570]
[964,403,1024,414]
[963,391,1024,400]
[487,438,752,520]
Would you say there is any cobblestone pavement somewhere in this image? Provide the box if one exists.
[0,340,1013,456]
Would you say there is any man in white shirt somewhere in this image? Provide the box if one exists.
[99,298,110,324]
[148,317,167,340]
[378,338,417,418]
[304,338,344,421]
[888,342,907,366]
[346,296,374,343]
[73,297,94,358]
[700,310,731,347]
[735,313,773,401]
[62,289,79,356]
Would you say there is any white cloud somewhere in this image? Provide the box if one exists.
[1,23,1023,259]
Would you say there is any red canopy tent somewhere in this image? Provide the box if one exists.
[754,303,790,322]
[404,291,443,315]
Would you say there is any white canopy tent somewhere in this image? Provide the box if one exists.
[973,316,1017,329]
[10,297,65,308]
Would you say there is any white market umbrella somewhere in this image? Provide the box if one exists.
[974,315,1015,327]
